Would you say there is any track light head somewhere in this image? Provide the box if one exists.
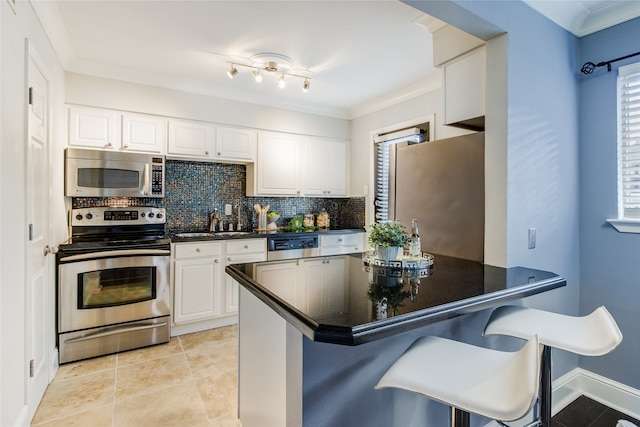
[251,69,262,83]
[227,64,238,79]
[302,78,310,93]
[278,74,286,89]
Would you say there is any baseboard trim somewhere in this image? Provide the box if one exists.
[170,315,238,336]
[484,368,640,426]
[554,368,640,420]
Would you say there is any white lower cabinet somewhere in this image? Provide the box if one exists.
[172,239,266,334]
[254,256,347,317]
[302,257,347,319]
[173,242,222,324]
[224,239,267,315]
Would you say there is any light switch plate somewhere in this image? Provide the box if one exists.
[528,228,536,249]
[225,204,232,215]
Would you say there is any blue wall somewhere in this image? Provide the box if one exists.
[578,17,640,389]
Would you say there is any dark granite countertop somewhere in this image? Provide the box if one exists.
[170,228,365,243]
[226,253,566,345]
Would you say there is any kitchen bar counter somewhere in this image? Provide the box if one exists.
[226,253,565,345]
[226,253,566,427]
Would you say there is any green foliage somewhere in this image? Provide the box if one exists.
[368,221,409,247]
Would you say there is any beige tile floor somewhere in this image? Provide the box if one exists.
[31,325,241,427]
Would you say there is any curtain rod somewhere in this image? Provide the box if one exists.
[581,50,640,74]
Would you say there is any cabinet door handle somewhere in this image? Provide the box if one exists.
[244,245,249,249]
[218,152,222,156]
[228,257,232,262]
[215,259,219,263]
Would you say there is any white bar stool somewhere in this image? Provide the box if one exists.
[483,305,623,427]
[375,335,541,427]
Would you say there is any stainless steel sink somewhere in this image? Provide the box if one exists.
[213,231,252,237]
[173,232,215,238]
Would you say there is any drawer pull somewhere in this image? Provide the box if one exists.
[196,248,201,252]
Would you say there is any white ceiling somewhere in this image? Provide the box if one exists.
[34,0,640,120]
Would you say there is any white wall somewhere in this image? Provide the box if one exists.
[65,73,350,140]
[1,1,66,425]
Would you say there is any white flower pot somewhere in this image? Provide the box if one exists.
[376,245,403,261]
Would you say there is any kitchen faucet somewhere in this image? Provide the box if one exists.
[209,209,219,232]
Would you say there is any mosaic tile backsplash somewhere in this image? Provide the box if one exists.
[72,160,366,234]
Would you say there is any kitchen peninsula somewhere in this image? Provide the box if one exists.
[226,254,566,426]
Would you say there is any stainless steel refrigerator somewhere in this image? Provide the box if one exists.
[375,131,484,262]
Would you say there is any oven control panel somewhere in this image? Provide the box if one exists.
[71,207,166,226]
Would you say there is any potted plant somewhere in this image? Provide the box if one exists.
[367,221,409,261]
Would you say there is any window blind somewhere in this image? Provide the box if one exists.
[618,62,640,218]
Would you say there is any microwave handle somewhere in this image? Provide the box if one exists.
[143,164,149,196]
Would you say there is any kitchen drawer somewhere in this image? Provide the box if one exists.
[226,239,266,255]
[226,251,267,264]
[319,233,363,248]
[319,233,364,256]
[174,242,222,259]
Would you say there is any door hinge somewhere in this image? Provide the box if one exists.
[28,87,33,105]
[29,359,34,378]
[28,224,33,241]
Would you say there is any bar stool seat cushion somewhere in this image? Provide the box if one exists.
[375,335,540,422]
[483,306,622,356]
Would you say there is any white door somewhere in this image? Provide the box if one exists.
[26,44,52,416]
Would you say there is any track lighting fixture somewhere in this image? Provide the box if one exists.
[225,53,310,92]
[227,64,238,79]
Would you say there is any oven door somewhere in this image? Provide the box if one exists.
[58,250,170,333]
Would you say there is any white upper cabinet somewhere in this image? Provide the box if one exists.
[167,119,215,159]
[247,131,304,196]
[68,105,121,150]
[443,45,486,128]
[305,138,348,197]
[68,106,166,153]
[215,127,257,162]
[248,132,349,197]
[121,112,166,153]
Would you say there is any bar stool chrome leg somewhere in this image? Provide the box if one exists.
[540,345,552,427]
[452,408,470,427]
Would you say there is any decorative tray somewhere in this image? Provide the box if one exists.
[362,252,434,270]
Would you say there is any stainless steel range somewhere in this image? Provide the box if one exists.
[57,206,170,363]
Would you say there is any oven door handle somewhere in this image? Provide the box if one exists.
[63,321,169,344]
[59,249,170,262]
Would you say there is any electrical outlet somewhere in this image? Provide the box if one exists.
[292,206,297,216]
[528,228,536,249]
[225,204,232,215]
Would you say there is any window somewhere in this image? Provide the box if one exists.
[609,62,640,232]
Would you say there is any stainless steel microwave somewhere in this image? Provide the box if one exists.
[65,148,165,198]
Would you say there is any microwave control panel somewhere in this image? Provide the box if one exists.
[151,157,164,196]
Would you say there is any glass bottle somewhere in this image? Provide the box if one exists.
[409,218,421,257]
